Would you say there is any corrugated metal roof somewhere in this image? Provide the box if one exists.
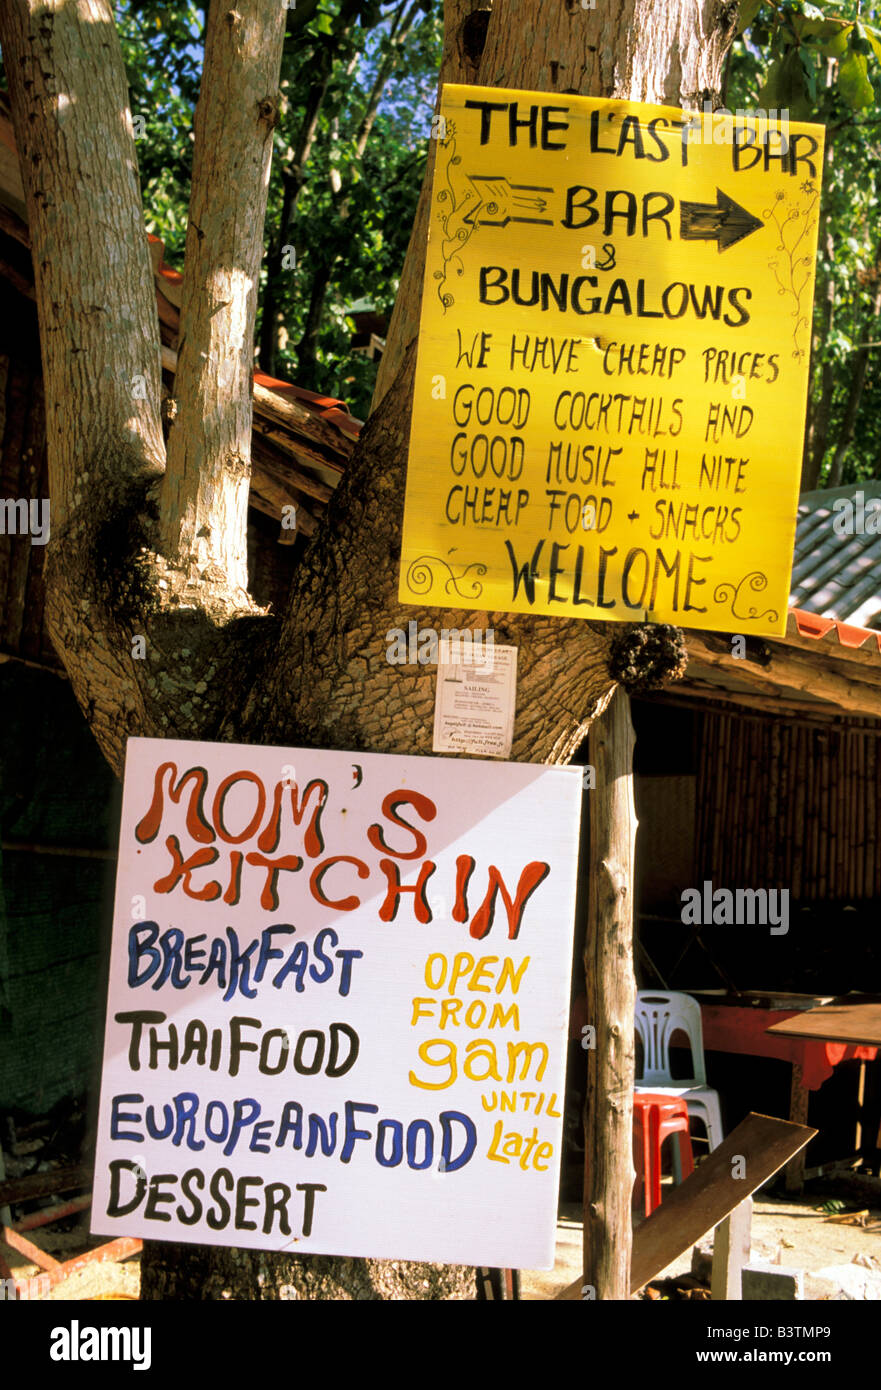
[790,484,881,630]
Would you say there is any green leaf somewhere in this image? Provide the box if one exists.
[795,17,848,42]
[736,0,763,36]
[863,24,881,61]
[759,48,813,117]
[838,49,874,108]
[851,20,873,55]
[820,22,852,56]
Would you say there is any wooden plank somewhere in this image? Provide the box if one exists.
[2,1224,62,1271]
[0,1164,91,1207]
[556,1112,814,1300]
[767,1001,881,1047]
[686,633,881,720]
[629,1113,814,1295]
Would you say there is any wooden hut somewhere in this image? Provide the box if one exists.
[622,487,881,1186]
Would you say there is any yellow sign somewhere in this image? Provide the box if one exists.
[399,84,824,636]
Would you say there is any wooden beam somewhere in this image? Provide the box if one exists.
[558,1112,815,1299]
[687,633,881,718]
[248,487,316,538]
[583,687,636,1300]
[251,434,335,503]
[781,614,881,670]
[0,200,30,247]
[0,1164,91,1207]
[639,681,857,726]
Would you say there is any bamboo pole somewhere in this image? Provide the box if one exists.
[769,721,780,888]
[584,687,637,1301]
[792,726,806,900]
[868,735,877,896]
[808,730,820,902]
[857,733,867,899]
[828,727,840,899]
[843,729,851,900]
[728,717,739,878]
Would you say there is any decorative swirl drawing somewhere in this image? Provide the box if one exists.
[763,183,820,359]
[406,552,487,600]
[713,571,779,624]
[433,125,481,313]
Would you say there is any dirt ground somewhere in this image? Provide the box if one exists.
[3,1181,879,1301]
[519,1187,881,1300]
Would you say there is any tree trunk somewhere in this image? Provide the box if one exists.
[158,0,287,594]
[0,0,734,1299]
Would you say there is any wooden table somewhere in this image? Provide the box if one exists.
[692,992,879,1191]
[766,998,881,1047]
[766,999,881,1188]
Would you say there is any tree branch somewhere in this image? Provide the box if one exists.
[0,0,165,525]
[159,0,287,595]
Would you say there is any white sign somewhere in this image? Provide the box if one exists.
[433,644,518,758]
[92,738,583,1269]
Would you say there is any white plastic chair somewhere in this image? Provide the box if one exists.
[634,991,724,1151]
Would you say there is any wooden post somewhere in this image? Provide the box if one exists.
[583,687,637,1300]
[784,1064,810,1193]
[711,1197,753,1300]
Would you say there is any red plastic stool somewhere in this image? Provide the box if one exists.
[632,1092,694,1216]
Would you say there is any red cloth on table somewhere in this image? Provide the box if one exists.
[700,1004,877,1091]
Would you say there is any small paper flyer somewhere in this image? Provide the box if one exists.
[433,643,517,758]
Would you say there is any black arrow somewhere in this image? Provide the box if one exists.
[679,188,763,251]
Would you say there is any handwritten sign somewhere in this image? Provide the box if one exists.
[92,738,582,1268]
[399,84,824,636]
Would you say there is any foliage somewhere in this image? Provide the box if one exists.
[729,1,881,485]
[14,1,881,467]
[116,0,203,264]
[112,0,441,418]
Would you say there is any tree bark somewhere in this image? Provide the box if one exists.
[583,689,637,1301]
[159,0,287,595]
[0,0,735,1299]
